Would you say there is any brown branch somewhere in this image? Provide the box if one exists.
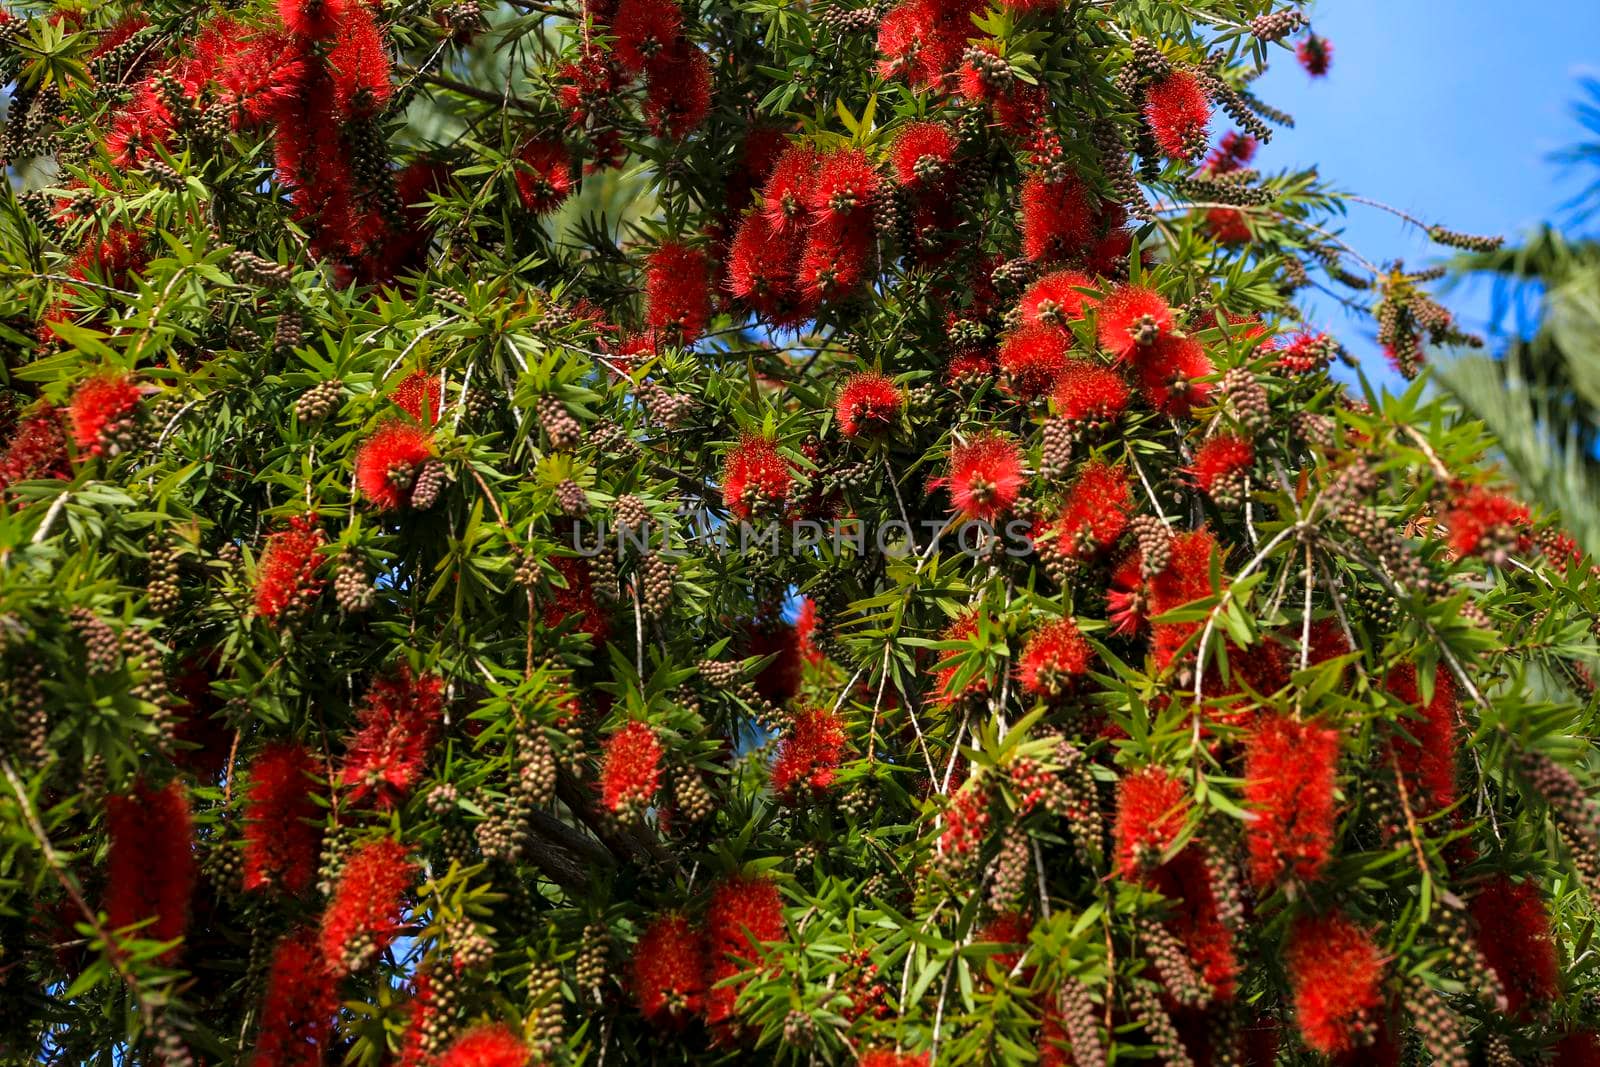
[395,66,544,114]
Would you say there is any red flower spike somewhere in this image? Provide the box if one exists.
[515,139,575,215]
[940,434,1025,523]
[999,325,1071,399]
[1107,550,1150,635]
[1053,362,1131,425]
[875,0,960,89]
[319,837,414,974]
[1188,434,1254,498]
[1150,528,1222,669]
[1203,130,1257,174]
[645,241,712,342]
[1297,34,1333,77]
[939,777,990,858]
[859,1051,930,1067]
[105,778,195,959]
[1114,766,1189,879]
[976,910,1032,975]
[278,0,346,39]
[727,211,807,323]
[946,346,996,386]
[68,373,141,456]
[327,4,392,118]
[761,144,820,234]
[339,666,446,809]
[1471,875,1560,1017]
[0,408,70,491]
[795,597,825,667]
[545,555,613,644]
[1285,911,1385,1057]
[242,741,324,894]
[1444,485,1531,563]
[890,122,958,187]
[705,875,784,1028]
[1144,71,1211,159]
[254,928,339,1067]
[1205,207,1252,245]
[390,369,443,424]
[643,42,711,138]
[355,421,433,510]
[254,516,328,621]
[1017,617,1093,698]
[1050,460,1133,561]
[796,215,872,302]
[437,1024,531,1067]
[806,147,881,221]
[611,0,682,74]
[771,707,846,796]
[1019,269,1098,330]
[745,619,803,704]
[1097,285,1175,361]
[1243,714,1339,889]
[1274,331,1335,375]
[600,720,663,812]
[836,372,902,437]
[1020,173,1094,263]
[1134,335,1214,417]
[1385,663,1459,816]
[722,435,794,519]
[633,913,709,1028]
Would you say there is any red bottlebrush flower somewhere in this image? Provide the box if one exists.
[1203,130,1257,174]
[1297,34,1333,77]
[1444,485,1531,562]
[723,435,793,519]
[875,0,959,88]
[1096,285,1174,361]
[254,515,328,620]
[1243,714,1339,889]
[726,210,807,324]
[745,618,803,704]
[0,408,70,491]
[437,1025,531,1067]
[761,144,820,234]
[940,434,1025,522]
[1385,664,1459,816]
[600,720,663,812]
[999,325,1071,399]
[859,1051,930,1067]
[796,215,873,302]
[807,147,881,221]
[1108,550,1150,635]
[645,241,712,341]
[643,42,711,138]
[705,875,784,1028]
[390,369,443,424]
[1553,1032,1600,1067]
[938,777,990,859]
[933,611,989,705]
[836,372,902,437]
[279,0,346,39]
[1149,846,1239,999]
[1020,173,1094,263]
[946,345,996,386]
[105,778,195,958]
[1150,528,1221,669]
[339,666,446,809]
[1285,911,1385,1057]
[633,913,709,1028]
[1471,875,1560,1017]
[1114,766,1189,879]
[327,4,392,118]
[354,421,433,510]
[319,837,414,974]
[727,124,790,210]
[795,597,826,667]
[976,910,1032,975]
[1016,617,1093,698]
[242,742,324,895]
[1053,361,1131,424]
[1135,335,1214,417]
[611,0,682,73]
[1050,460,1133,561]
[68,372,141,456]
[1274,331,1335,375]
[545,555,613,644]
[771,707,846,796]
[1019,269,1098,330]
[515,138,575,215]
[1188,434,1254,498]
[1205,207,1252,245]
[1143,71,1211,159]
[889,122,958,187]
[254,928,339,1067]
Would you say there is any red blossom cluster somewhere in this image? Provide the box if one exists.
[1272,331,1336,375]
[242,741,324,894]
[545,555,614,644]
[600,720,663,812]
[1471,875,1560,1018]
[1204,130,1257,175]
[940,434,1025,523]
[319,837,415,973]
[254,515,329,620]
[1243,714,1340,889]
[390,369,444,425]
[0,408,70,492]
[1016,617,1093,698]
[67,372,141,456]
[836,372,903,437]
[354,421,435,510]
[705,875,785,1032]
[939,777,991,859]
[645,241,713,343]
[1385,663,1460,817]
[1114,766,1189,879]
[1143,71,1212,159]
[1044,459,1134,562]
[339,666,446,808]
[437,1025,532,1067]
[771,707,846,797]
[857,1051,930,1067]
[105,777,195,959]
[722,434,794,519]
[254,928,339,1066]
[933,611,989,705]
[1298,34,1334,77]
[1444,484,1532,562]
[1053,362,1131,425]
[1188,434,1254,501]
[1096,285,1215,416]
[1284,911,1384,1056]
[632,912,708,1028]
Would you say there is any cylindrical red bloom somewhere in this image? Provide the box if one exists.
[105,777,196,959]
[859,1051,930,1067]
[340,666,445,809]
[327,4,392,118]
[771,707,846,796]
[632,913,708,1028]
[243,741,324,894]
[600,720,663,812]
[1019,269,1098,330]
[1273,331,1334,375]
[1385,663,1459,816]
[1243,714,1339,889]
[1053,361,1130,424]
[722,434,793,519]
[1016,617,1093,698]
[1188,434,1255,497]
[1297,34,1333,77]
[1049,460,1133,561]
[941,434,1025,522]
[645,240,713,341]
[255,515,328,620]
[1285,911,1384,1057]
[745,619,802,704]
[390,369,443,425]
[319,837,415,974]
[0,408,70,491]
[643,42,711,139]
[889,122,958,187]
[999,325,1071,399]
[1444,485,1531,562]
[1134,335,1214,417]
[1020,173,1093,262]
[796,215,872,302]
[1471,875,1560,1017]
[611,0,682,73]
[354,421,433,510]
[836,372,902,437]
[545,555,613,645]
[68,373,141,456]
[279,0,346,39]
[1096,285,1175,361]
[806,147,881,221]
[254,928,338,1067]
[761,144,820,234]
[1113,766,1189,879]
[1205,207,1252,245]
[705,875,785,1028]
[939,776,990,859]
[1150,528,1221,669]
[1553,1031,1600,1067]
[1143,71,1211,159]
[515,138,575,215]
[1203,130,1257,174]
[727,210,807,324]
[437,1024,531,1067]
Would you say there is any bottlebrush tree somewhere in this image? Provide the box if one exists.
[2,0,1599,1064]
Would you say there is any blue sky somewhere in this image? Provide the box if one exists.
[1249,0,1600,386]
